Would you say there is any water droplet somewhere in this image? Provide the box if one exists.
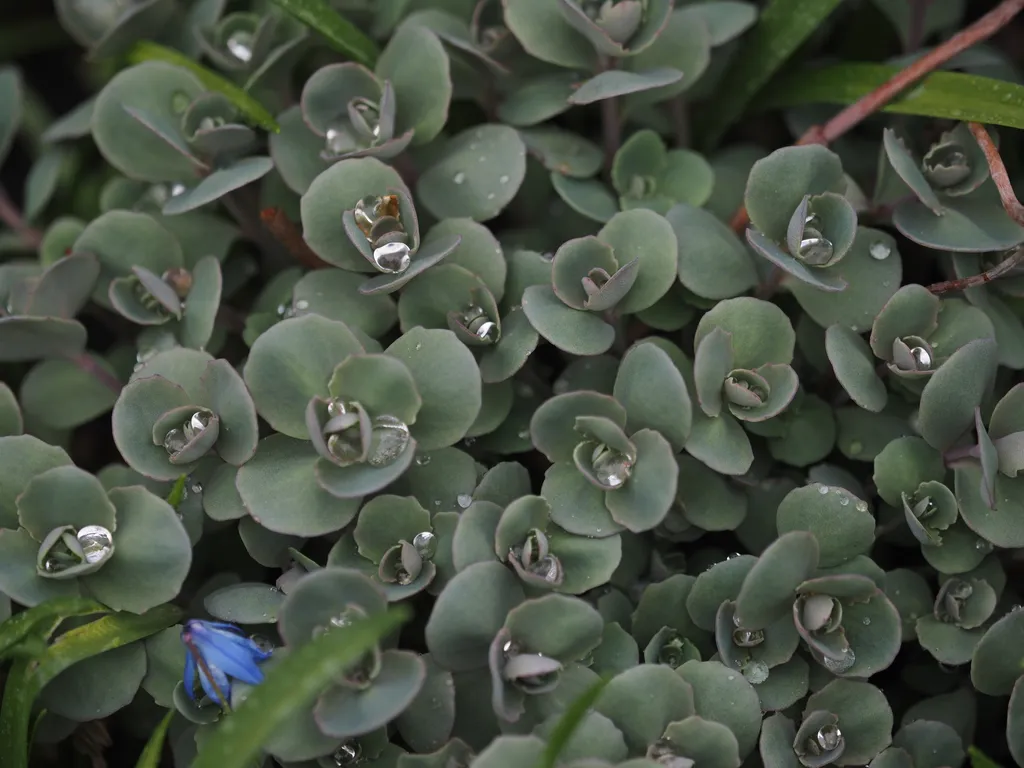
[413,531,436,558]
[975,538,993,551]
[849,441,863,455]
[248,634,274,653]
[190,482,203,495]
[332,740,362,766]
[486,192,496,200]
[76,525,113,564]
[855,501,868,512]
[294,299,309,311]
[818,484,830,495]
[163,428,187,454]
[366,415,410,467]
[798,230,835,266]
[325,126,353,156]
[742,659,769,685]
[910,346,932,369]
[456,493,472,509]
[171,91,190,114]
[460,305,499,343]
[838,495,850,506]
[817,724,842,751]
[822,648,856,674]
[499,175,509,184]
[869,241,891,260]
[592,447,632,489]
[862,617,871,625]
[517,429,530,440]
[372,242,411,274]
[415,454,431,466]
[453,172,466,184]
[731,627,764,647]
[226,30,254,62]
[170,183,186,197]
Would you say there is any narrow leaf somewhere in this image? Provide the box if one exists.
[191,607,410,768]
[699,0,844,148]
[0,661,34,768]
[135,709,175,768]
[540,677,610,768]
[0,596,108,661]
[165,474,188,509]
[266,0,379,67]
[968,746,1004,768]
[756,63,1024,130]
[126,41,280,133]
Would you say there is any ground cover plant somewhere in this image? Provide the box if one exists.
[4,0,1024,766]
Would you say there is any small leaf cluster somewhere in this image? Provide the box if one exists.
[2,1,1024,767]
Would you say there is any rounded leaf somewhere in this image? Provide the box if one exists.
[745,145,845,241]
[594,664,696,754]
[776,483,874,567]
[735,531,819,630]
[666,203,758,300]
[676,660,762,758]
[694,297,795,369]
[918,338,999,451]
[598,209,678,314]
[805,680,894,765]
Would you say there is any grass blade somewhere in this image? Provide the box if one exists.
[698,0,845,148]
[266,0,379,67]
[191,606,410,768]
[754,62,1024,130]
[539,677,610,768]
[135,709,176,768]
[0,596,108,661]
[969,746,1004,768]
[126,41,280,133]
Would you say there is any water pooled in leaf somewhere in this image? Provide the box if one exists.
[163,429,186,454]
[910,346,932,369]
[372,242,411,274]
[821,648,855,674]
[77,525,113,564]
[332,740,362,766]
[816,724,843,752]
[325,126,355,156]
[591,445,633,489]
[741,659,769,685]
[869,241,891,260]
[456,493,472,509]
[731,627,764,648]
[366,415,410,466]
[412,531,436,558]
[225,30,254,62]
[460,305,499,343]
[798,231,835,266]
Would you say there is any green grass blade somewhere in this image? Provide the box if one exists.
[698,0,845,148]
[191,606,410,768]
[266,0,379,67]
[135,709,176,768]
[165,474,188,509]
[34,603,183,685]
[0,596,108,661]
[539,677,610,768]
[969,746,1004,768]
[0,661,36,768]
[126,41,281,133]
[754,63,1024,130]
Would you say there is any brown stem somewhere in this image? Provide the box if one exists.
[599,58,621,174]
[729,0,1024,234]
[927,122,1024,294]
[0,185,42,249]
[67,353,121,395]
[259,207,331,270]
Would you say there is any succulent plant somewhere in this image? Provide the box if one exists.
[5,1,1024,767]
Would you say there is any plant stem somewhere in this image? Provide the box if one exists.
[669,98,690,148]
[67,354,122,395]
[927,123,1024,293]
[599,57,621,174]
[0,185,42,249]
[729,0,1024,234]
[259,207,331,270]
[944,443,980,464]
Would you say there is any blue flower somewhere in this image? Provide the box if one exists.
[181,619,273,707]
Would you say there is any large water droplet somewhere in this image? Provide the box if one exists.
[869,241,891,260]
[592,447,632,489]
[226,30,254,62]
[372,242,411,274]
[413,531,436,558]
[742,659,769,685]
[332,740,362,766]
[77,525,113,564]
[732,627,764,648]
[366,415,410,466]
[163,428,187,454]
[456,493,472,509]
[911,346,933,369]
[798,229,835,266]
[816,724,842,751]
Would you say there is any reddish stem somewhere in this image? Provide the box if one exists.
[0,185,42,249]
[68,354,121,394]
[259,208,331,270]
[927,123,1024,294]
[729,0,1024,234]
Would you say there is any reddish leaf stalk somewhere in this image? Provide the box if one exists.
[68,353,122,395]
[729,0,1024,235]
[259,207,331,270]
[927,122,1024,294]
[0,185,42,249]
